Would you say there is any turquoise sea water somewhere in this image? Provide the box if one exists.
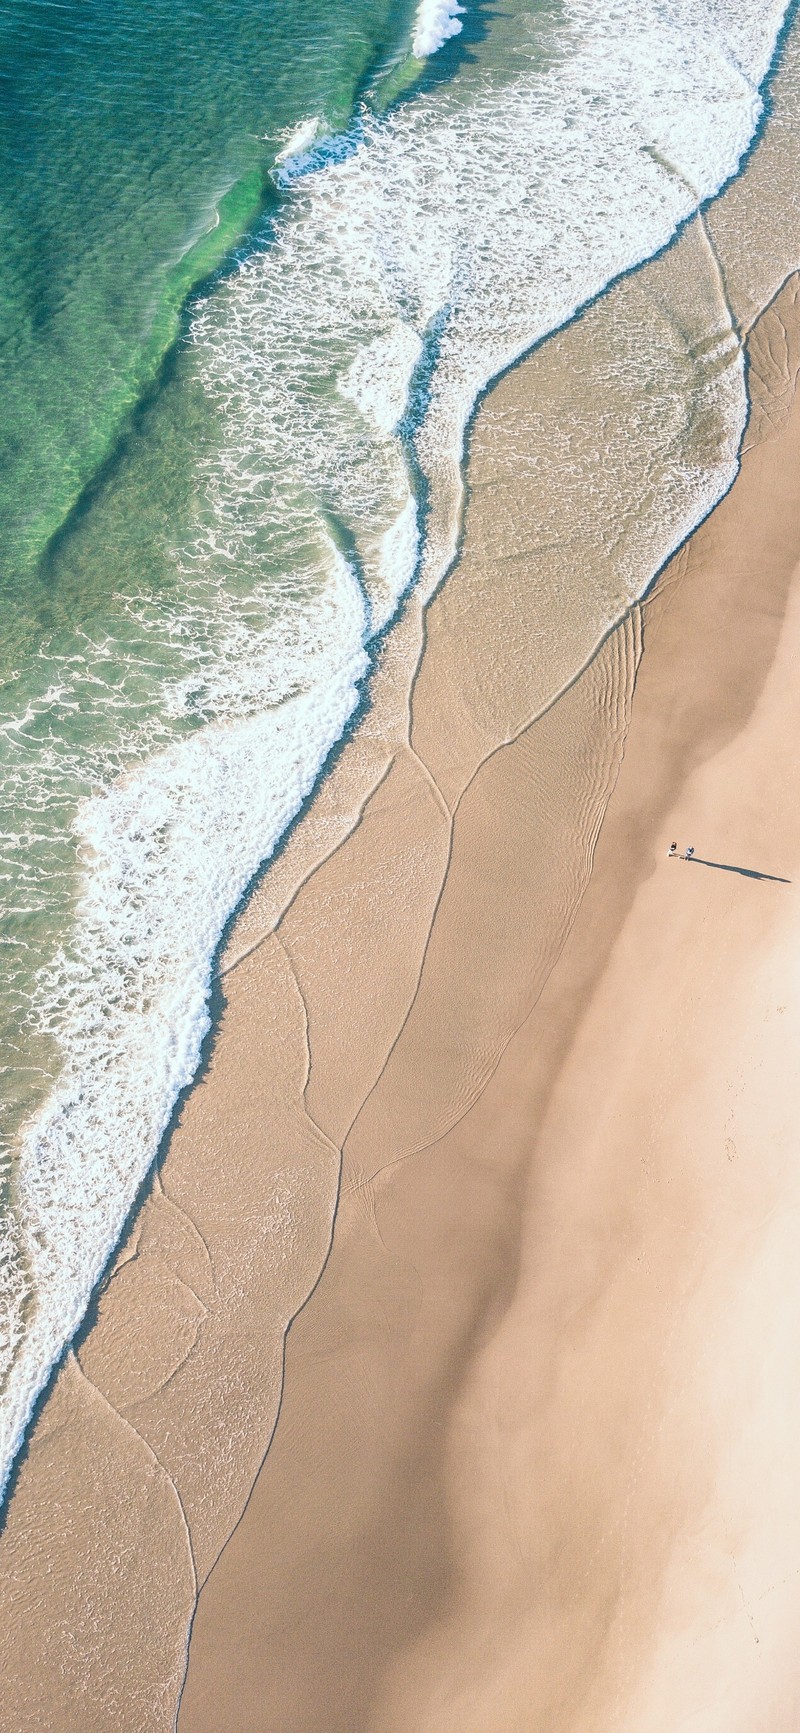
[0,0,417,575]
[0,0,791,1494]
[0,0,416,1421]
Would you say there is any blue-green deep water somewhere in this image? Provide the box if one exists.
[0,0,419,571]
[0,0,791,1494]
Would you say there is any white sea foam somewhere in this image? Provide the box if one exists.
[0,550,367,1485]
[338,321,424,435]
[0,0,791,1498]
[275,115,322,163]
[412,0,466,59]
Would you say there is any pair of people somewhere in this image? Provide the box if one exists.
[668,842,694,859]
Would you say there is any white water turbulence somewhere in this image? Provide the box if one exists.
[0,0,791,1497]
[412,0,465,59]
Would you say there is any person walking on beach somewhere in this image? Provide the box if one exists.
[684,845,694,860]
[668,841,677,856]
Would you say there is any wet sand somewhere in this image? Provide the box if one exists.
[178,276,800,1731]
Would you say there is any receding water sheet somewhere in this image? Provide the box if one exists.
[0,0,792,1505]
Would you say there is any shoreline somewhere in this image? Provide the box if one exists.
[5,0,797,1518]
[178,271,800,1730]
[3,61,800,1715]
[4,2,800,1524]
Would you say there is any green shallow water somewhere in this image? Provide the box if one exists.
[0,0,415,582]
[0,0,530,1163]
[0,0,420,1303]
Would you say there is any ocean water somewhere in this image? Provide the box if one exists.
[0,0,418,577]
[0,0,791,1496]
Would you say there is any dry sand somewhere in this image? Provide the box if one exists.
[177,280,800,1732]
[4,51,800,1719]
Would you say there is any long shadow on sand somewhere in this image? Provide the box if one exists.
[687,856,791,883]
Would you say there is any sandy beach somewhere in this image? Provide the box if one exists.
[169,274,800,1731]
[167,266,800,1719]
[4,103,800,1732]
